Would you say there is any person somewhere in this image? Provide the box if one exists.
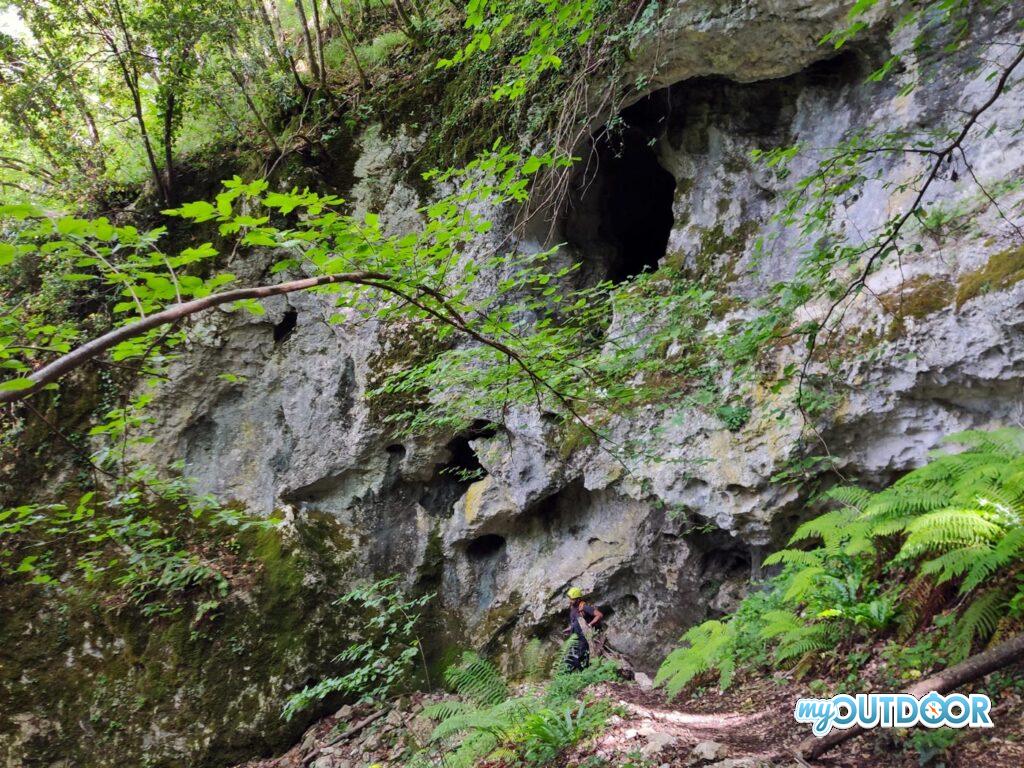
[563,586,603,672]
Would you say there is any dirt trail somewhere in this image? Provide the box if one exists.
[570,681,800,767]
[572,679,1024,768]
[236,674,1024,768]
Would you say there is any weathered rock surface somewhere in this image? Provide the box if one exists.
[129,1,1024,677]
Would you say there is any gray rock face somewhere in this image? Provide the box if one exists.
[133,1,1024,675]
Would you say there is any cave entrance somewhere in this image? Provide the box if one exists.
[565,99,677,283]
[418,420,498,517]
[465,533,506,560]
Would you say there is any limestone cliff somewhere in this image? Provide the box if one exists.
[132,1,1024,673]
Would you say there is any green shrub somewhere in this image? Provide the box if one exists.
[714,404,751,431]
[355,31,408,68]
[281,575,434,720]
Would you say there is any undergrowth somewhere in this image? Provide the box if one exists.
[657,428,1024,698]
[409,648,619,767]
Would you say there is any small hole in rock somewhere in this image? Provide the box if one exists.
[418,421,499,517]
[273,310,298,343]
[465,533,506,559]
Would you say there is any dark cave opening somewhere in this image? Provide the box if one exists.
[273,309,298,343]
[418,420,499,517]
[561,48,872,287]
[564,101,677,284]
[465,533,507,560]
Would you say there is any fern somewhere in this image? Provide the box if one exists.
[758,609,803,640]
[822,485,873,510]
[781,565,826,603]
[942,428,1024,455]
[961,527,1024,593]
[947,588,1009,662]
[762,548,824,569]
[898,508,1003,559]
[544,656,618,704]
[655,619,737,698]
[773,623,839,663]
[422,699,473,722]
[859,489,949,537]
[917,545,986,584]
[444,652,508,706]
[895,576,936,639]
[522,637,550,682]
[658,429,1024,700]
[417,650,618,768]
[430,696,531,743]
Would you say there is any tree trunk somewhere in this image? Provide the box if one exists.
[38,40,104,165]
[309,0,328,90]
[799,633,1024,761]
[391,0,420,43]
[161,91,176,206]
[228,64,282,153]
[254,0,309,96]
[107,0,170,206]
[293,0,322,85]
[325,0,368,88]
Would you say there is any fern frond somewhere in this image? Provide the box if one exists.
[782,566,826,603]
[960,526,1024,593]
[822,485,873,510]
[422,699,473,722]
[861,489,948,524]
[947,588,1009,662]
[522,637,549,682]
[942,428,1024,456]
[899,508,1003,559]
[430,696,530,743]
[655,619,736,697]
[774,623,838,663]
[762,548,823,569]
[918,545,988,585]
[444,652,508,706]
[759,609,804,640]
[788,509,861,549]
[895,576,935,639]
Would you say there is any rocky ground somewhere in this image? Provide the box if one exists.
[234,670,1024,768]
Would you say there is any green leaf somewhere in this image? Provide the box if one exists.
[522,156,543,175]
[0,243,16,266]
[168,200,219,221]
[232,298,265,316]
[0,377,35,392]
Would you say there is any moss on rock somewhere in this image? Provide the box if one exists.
[878,275,955,338]
[0,514,358,768]
[955,245,1024,308]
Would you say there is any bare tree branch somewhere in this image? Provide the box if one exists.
[0,271,388,404]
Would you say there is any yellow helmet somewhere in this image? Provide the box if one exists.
[567,587,583,599]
